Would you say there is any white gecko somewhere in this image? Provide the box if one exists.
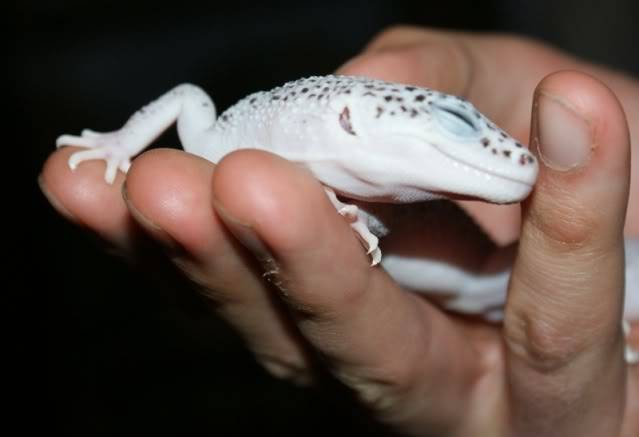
[56,74,639,363]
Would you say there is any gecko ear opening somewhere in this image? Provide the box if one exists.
[339,106,357,136]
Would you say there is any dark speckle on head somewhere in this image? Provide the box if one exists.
[503,150,511,158]
[410,108,418,117]
[250,97,257,104]
[384,95,393,102]
[301,88,309,93]
[491,148,497,154]
[473,110,481,119]
[405,86,416,91]
[202,102,210,107]
[363,91,376,97]
[344,89,351,94]
[415,95,426,102]
[395,97,403,102]
[309,93,316,98]
[376,106,384,118]
[390,111,396,116]
[515,142,523,148]
[500,131,508,138]
[481,138,490,147]
[272,96,280,100]
[400,105,407,112]
[221,114,228,122]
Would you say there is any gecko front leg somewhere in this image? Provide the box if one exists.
[324,187,382,266]
[56,84,217,183]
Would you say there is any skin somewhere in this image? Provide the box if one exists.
[40,26,639,436]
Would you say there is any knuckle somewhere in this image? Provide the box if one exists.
[526,184,602,250]
[335,355,422,414]
[504,309,594,372]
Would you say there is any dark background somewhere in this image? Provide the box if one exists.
[18,0,637,435]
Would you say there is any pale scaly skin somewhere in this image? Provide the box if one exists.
[55,75,639,362]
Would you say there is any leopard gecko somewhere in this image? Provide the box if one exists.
[55,74,639,362]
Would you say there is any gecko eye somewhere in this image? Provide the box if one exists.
[432,103,480,138]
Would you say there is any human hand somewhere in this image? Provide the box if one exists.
[40,27,638,436]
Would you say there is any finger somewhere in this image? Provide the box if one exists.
[122,149,316,384]
[39,146,134,251]
[212,149,487,431]
[505,71,630,436]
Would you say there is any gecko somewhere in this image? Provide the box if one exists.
[55,74,639,363]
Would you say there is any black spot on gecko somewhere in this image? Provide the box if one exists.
[250,97,257,104]
[473,110,481,119]
[405,86,416,91]
[502,150,511,158]
[344,89,351,94]
[410,108,418,117]
[515,142,523,148]
[363,92,376,97]
[491,148,497,154]
[301,88,309,93]
[365,84,374,89]
[395,97,404,102]
[481,138,490,147]
[376,106,384,118]
[500,131,508,138]
[272,96,280,100]
[400,105,407,112]
[221,114,229,122]
[415,95,426,102]
[201,102,210,107]
[384,95,393,102]
[323,87,329,92]
[390,111,396,116]
[309,93,316,98]
[339,106,357,136]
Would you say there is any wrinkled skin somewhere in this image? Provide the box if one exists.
[41,27,639,436]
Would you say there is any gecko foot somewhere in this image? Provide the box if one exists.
[56,131,134,184]
[323,187,382,266]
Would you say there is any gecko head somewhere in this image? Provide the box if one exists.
[336,79,539,203]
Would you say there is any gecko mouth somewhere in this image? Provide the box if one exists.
[433,143,537,188]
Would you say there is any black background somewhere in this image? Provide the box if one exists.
[18,1,638,435]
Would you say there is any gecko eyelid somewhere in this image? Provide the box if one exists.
[431,103,480,138]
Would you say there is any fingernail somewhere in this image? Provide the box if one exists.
[212,197,272,260]
[38,174,78,223]
[121,182,183,253]
[535,91,593,171]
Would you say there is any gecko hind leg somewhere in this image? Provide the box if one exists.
[323,187,381,266]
